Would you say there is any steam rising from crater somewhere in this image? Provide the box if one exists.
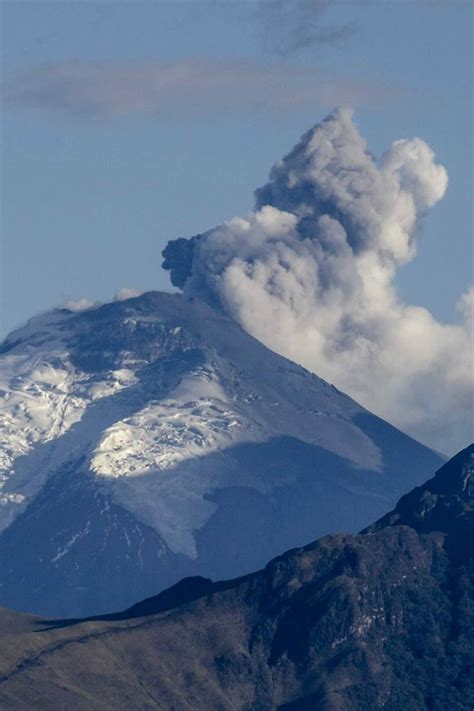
[163,109,472,454]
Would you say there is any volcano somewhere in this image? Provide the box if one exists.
[0,291,442,616]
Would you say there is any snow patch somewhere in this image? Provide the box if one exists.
[0,294,383,557]
[0,311,140,531]
[51,522,91,563]
[91,369,261,478]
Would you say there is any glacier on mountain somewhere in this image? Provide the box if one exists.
[0,291,443,616]
[0,293,381,556]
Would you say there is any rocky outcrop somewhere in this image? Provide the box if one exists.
[1,445,472,710]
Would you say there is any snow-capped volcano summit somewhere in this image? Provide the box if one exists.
[0,291,442,616]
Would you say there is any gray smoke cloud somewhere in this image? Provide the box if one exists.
[162,109,473,454]
[257,0,355,56]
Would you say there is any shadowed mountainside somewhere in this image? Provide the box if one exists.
[1,444,472,710]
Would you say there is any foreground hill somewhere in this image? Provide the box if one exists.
[0,291,442,617]
[1,445,472,710]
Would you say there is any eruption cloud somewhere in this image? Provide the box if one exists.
[162,109,472,454]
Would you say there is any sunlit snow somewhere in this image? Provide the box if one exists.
[0,293,382,557]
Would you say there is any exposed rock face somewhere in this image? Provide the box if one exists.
[0,291,442,618]
[1,445,472,710]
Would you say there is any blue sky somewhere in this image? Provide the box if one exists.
[1,0,472,336]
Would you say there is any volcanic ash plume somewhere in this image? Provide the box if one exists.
[163,108,472,454]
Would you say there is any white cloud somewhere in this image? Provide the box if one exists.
[164,109,472,454]
[114,288,143,301]
[62,298,96,312]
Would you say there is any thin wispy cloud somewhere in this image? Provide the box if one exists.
[3,59,395,120]
[257,0,356,56]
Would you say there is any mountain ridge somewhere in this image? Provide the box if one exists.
[1,444,472,710]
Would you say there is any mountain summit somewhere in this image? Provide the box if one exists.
[1,446,472,710]
[0,291,442,616]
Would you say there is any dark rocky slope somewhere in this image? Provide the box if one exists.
[1,444,472,710]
